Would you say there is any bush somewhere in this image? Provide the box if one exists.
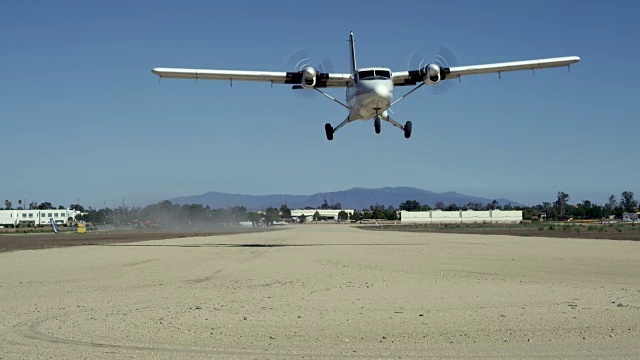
[548,225,556,231]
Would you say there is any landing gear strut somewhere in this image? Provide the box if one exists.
[374,117,381,134]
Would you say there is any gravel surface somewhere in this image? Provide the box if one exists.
[361,223,640,241]
[1,224,639,358]
[0,228,271,253]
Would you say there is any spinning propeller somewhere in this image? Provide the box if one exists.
[284,47,335,99]
[407,45,459,96]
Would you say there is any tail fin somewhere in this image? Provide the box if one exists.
[349,31,357,74]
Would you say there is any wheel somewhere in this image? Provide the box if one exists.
[324,123,334,141]
[404,121,412,139]
[374,117,381,134]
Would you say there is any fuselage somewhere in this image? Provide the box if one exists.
[346,68,394,121]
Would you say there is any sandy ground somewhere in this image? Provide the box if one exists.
[1,225,639,359]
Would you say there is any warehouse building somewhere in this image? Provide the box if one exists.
[400,210,522,224]
[290,209,354,221]
[0,209,83,227]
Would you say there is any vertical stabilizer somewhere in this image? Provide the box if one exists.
[349,31,357,74]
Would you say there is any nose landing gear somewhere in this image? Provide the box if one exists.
[374,117,381,134]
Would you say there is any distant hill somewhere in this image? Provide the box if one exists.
[174,187,521,210]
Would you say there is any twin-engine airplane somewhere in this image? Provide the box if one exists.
[152,32,579,141]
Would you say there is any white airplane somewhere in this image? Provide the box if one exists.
[152,32,579,141]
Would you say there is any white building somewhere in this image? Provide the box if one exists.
[622,213,639,223]
[400,210,522,224]
[290,209,354,221]
[0,209,83,227]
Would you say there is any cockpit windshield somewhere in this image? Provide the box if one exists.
[358,69,391,80]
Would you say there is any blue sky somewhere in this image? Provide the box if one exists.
[1,0,638,209]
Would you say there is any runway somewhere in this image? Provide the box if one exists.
[1,225,639,358]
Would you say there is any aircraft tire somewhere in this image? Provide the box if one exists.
[374,117,381,134]
[404,121,412,139]
[325,123,334,141]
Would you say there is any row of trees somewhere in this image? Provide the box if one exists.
[396,191,637,221]
[3,200,70,210]
[5,191,637,225]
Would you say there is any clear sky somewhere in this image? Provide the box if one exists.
[1,0,638,209]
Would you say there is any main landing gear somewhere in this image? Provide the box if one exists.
[370,116,412,139]
[404,121,412,138]
[325,123,334,141]
[325,117,412,141]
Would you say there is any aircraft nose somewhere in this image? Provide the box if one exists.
[373,84,389,99]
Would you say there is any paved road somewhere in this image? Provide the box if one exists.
[1,225,639,358]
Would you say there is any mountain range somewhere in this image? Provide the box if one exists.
[174,187,521,210]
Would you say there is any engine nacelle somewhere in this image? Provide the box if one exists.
[422,64,441,85]
[302,66,316,88]
[422,64,442,85]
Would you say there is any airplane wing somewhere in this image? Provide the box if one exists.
[152,68,352,88]
[392,56,580,86]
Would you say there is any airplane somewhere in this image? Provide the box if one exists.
[152,32,579,141]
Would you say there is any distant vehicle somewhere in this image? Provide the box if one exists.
[272,221,288,226]
[152,32,579,140]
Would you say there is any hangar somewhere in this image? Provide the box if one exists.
[0,209,83,227]
[400,210,522,224]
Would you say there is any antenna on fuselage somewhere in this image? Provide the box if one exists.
[349,31,357,73]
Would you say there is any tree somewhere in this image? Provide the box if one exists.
[487,199,500,210]
[298,214,306,223]
[320,199,330,210]
[70,204,86,212]
[372,208,386,219]
[421,204,432,211]
[350,211,362,222]
[279,204,292,219]
[38,202,53,210]
[555,191,570,218]
[337,210,349,221]
[435,201,446,210]
[264,207,280,225]
[4,200,11,210]
[399,200,421,211]
[312,211,322,222]
[446,203,459,211]
[607,195,617,210]
[18,199,22,210]
[620,191,637,213]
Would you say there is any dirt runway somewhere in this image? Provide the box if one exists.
[1,225,639,358]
